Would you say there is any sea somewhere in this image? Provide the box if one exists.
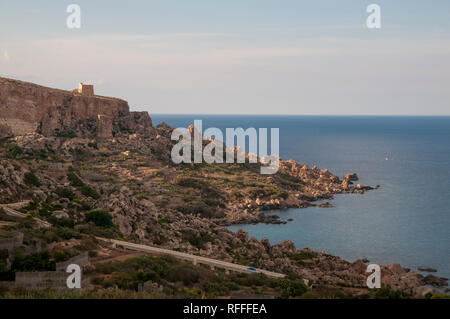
[151,115,450,280]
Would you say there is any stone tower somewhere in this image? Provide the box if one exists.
[78,82,94,96]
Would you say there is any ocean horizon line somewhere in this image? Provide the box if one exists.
[151,113,450,117]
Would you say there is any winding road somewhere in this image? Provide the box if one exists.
[0,201,285,279]
[98,237,286,279]
[0,202,51,228]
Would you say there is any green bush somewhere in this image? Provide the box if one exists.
[289,251,317,262]
[233,273,269,287]
[67,172,85,187]
[86,210,113,228]
[95,256,180,290]
[370,284,411,299]
[42,227,82,242]
[48,216,75,229]
[25,149,49,160]
[38,199,54,217]
[53,250,74,263]
[11,251,56,272]
[55,187,75,201]
[111,271,151,290]
[56,131,76,138]
[158,218,172,224]
[181,230,214,249]
[276,275,308,298]
[23,201,39,212]
[72,198,91,211]
[24,172,41,187]
[204,281,231,296]
[166,264,200,285]
[81,185,100,200]
[204,274,251,296]
[5,144,23,158]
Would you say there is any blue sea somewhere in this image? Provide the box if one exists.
[152,115,450,280]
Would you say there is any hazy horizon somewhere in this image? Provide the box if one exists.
[1,1,449,115]
[151,113,450,117]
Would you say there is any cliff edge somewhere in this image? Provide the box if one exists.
[0,77,152,139]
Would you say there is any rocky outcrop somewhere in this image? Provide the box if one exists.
[119,112,153,135]
[0,77,152,138]
[344,173,359,182]
[1,79,435,297]
[421,274,449,287]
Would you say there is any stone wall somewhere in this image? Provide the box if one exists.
[15,271,67,289]
[78,83,94,96]
[15,271,89,289]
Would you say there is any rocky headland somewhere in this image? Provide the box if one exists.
[0,77,447,298]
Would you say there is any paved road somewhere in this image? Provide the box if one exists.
[0,205,51,228]
[0,202,284,278]
[98,237,286,279]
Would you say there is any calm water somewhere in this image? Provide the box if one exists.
[152,115,450,279]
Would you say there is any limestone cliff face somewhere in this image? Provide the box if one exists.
[0,77,152,138]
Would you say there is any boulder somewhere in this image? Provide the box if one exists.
[318,202,334,208]
[418,267,437,273]
[272,240,296,257]
[260,237,271,251]
[52,211,69,219]
[235,229,249,243]
[422,274,449,287]
[414,285,433,297]
[344,173,359,181]
[388,262,406,276]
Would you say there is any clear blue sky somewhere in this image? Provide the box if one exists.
[1,1,449,115]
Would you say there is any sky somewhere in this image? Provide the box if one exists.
[0,0,449,115]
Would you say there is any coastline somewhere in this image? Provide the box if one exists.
[0,78,448,298]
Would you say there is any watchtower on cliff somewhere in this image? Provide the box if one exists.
[78,82,94,96]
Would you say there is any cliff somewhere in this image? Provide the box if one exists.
[0,77,443,298]
[0,77,152,138]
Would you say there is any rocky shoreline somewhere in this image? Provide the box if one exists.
[2,129,446,297]
[217,170,377,226]
[0,77,447,298]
